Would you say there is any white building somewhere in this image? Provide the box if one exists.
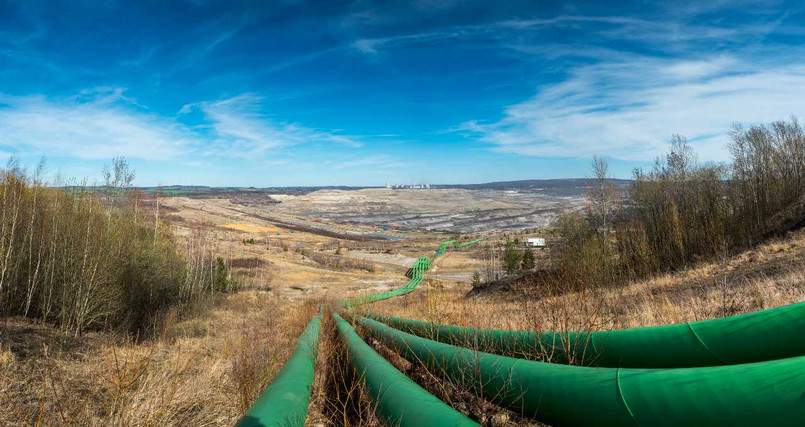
[388,183,430,189]
[526,238,546,248]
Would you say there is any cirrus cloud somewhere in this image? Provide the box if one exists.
[0,90,365,163]
[180,93,362,159]
[0,89,189,160]
[461,54,805,162]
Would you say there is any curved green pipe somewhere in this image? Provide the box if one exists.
[367,301,805,367]
[357,315,805,427]
[236,311,322,427]
[342,256,430,307]
[343,238,484,308]
[332,312,479,427]
[458,238,486,248]
[436,240,458,256]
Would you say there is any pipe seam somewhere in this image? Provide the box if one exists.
[686,322,727,364]
[615,367,639,426]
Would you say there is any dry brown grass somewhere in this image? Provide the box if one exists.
[0,291,321,426]
[346,231,805,426]
[372,230,805,333]
[300,308,382,427]
[2,205,802,426]
[220,223,280,234]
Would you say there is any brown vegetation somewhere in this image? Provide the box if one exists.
[374,228,805,334]
[557,118,805,290]
[362,232,804,426]
[0,158,217,337]
[299,248,377,273]
[0,291,321,426]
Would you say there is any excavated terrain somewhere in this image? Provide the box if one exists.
[237,188,586,234]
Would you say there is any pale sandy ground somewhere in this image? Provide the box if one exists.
[268,188,585,233]
[158,196,447,300]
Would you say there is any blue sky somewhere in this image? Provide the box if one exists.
[1,1,805,186]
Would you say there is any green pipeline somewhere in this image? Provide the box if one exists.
[438,237,486,253]
[435,240,457,256]
[343,238,485,308]
[239,239,486,424]
[358,315,805,427]
[342,257,430,307]
[367,301,805,368]
[236,312,322,427]
[332,312,479,427]
[458,237,487,248]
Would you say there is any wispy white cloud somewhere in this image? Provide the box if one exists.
[163,16,251,75]
[333,154,407,170]
[352,29,470,54]
[0,89,189,160]
[349,12,778,55]
[0,89,364,163]
[661,56,738,80]
[460,55,805,162]
[368,4,795,164]
[181,93,362,158]
[657,0,786,18]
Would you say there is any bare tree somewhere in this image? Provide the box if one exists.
[586,156,620,238]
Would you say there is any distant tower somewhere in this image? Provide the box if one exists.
[386,181,391,189]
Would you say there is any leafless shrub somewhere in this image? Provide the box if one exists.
[554,118,805,291]
[0,158,232,337]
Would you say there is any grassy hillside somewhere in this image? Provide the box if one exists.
[356,230,804,424]
[2,221,802,426]
[0,292,322,426]
[375,228,805,335]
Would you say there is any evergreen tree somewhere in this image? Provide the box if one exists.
[471,270,481,287]
[503,239,522,274]
[521,247,536,270]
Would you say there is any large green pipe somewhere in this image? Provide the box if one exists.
[236,312,322,427]
[239,238,486,424]
[357,315,805,427]
[332,312,479,427]
[458,237,487,248]
[344,237,485,308]
[436,240,457,256]
[342,256,430,307]
[367,300,805,367]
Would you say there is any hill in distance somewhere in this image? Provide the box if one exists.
[136,178,632,198]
